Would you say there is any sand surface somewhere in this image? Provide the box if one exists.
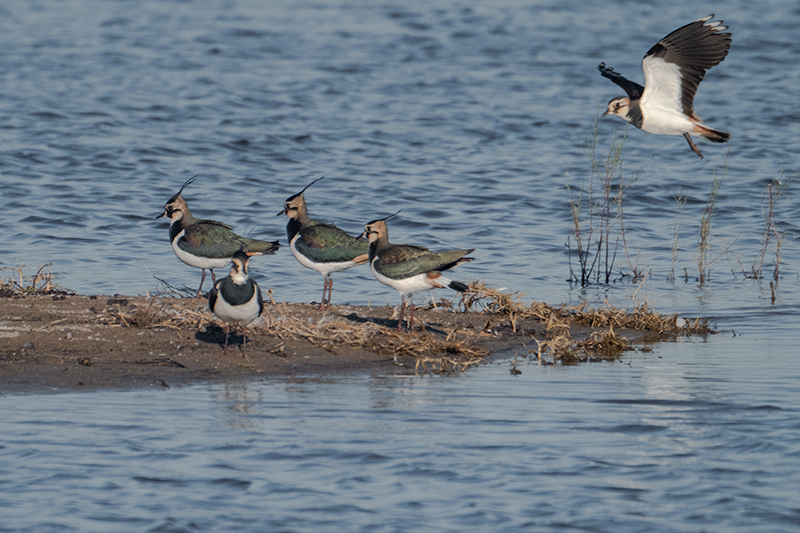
[0,292,668,392]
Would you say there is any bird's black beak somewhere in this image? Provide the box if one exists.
[156,209,168,219]
[601,109,610,117]
[277,207,286,217]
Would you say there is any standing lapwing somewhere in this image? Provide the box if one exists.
[598,14,731,158]
[158,176,280,297]
[279,177,369,309]
[208,250,264,357]
[360,213,473,331]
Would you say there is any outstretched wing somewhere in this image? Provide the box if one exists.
[641,15,730,119]
[597,62,644,99]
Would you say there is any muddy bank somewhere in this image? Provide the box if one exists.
[0,291,705,392]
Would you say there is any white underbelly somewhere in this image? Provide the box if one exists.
[371,264,438,298]
[640,106,695,136]
[290,235,358,277]
[212,292,261,325]
[172,231,233,270]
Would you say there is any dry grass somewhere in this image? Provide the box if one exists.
[463,282,711,335]
[103,299,206,330]
[106,299,488,374]
[462,282,712,364]
[105,299,210,330]
[262,303,489,373]
[97,281,714,371]
[2,268,713,371]
[0,264,70,297]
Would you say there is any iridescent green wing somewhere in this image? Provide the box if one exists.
[179,221,242,259]
[295,223,368,263]
[374,245,470,280]
[181,220,278,258]
[239,237,280,255]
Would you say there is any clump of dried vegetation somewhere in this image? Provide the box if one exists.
[105,298,489,373]
[104,281,712,371]
[0,264,71,297]
[3,262,712,372]
[267,302,489,373]
[105,298,199,329]
[462,282,711,364]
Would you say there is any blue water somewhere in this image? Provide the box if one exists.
[1,0,800,530]
[3,333,800,532]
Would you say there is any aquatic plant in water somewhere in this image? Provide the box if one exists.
[565,119,646,286]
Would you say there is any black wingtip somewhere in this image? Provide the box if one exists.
[597,62,644,99]
[449,281,469,292]
[244,241,281,255]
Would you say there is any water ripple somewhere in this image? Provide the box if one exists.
[1,2,800,531]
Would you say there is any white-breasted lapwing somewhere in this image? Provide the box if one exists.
[598,14,731,158]
[208,250,263,357]
[158,176,280,297]
[360,213,473,331]
[278,177,369,309]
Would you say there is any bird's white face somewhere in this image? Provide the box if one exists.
[603,97,632,122]
[282,200,300,220]
[230,255,249,284]
[362,222,384,244]
[160,196,188,223]
[280,191,309,221]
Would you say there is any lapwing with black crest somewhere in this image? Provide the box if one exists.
[598,14,731,158]
[360,212,473,331]
[279,177,369,309]
[208,250,264,357]
[158,176,280,297]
